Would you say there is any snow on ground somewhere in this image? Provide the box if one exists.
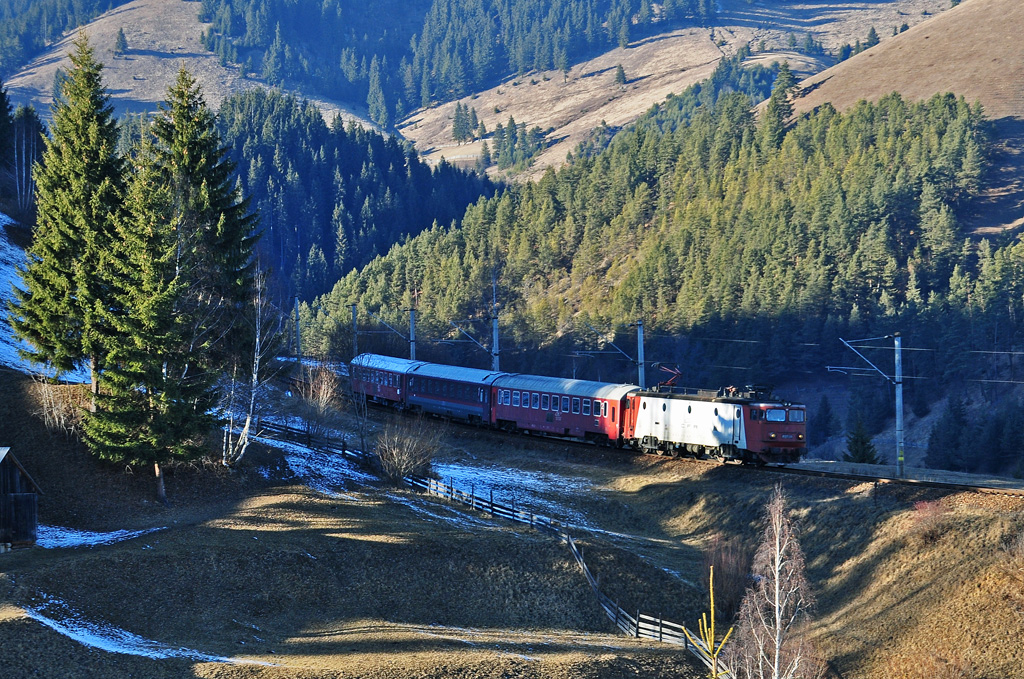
[0,213,90,381]
[24,594,272,664]
[253,435,376,495]
[36,525,166,549]
[432,461,595,528]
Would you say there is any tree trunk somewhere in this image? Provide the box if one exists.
[90,355,98,413]
[154,461,168,506]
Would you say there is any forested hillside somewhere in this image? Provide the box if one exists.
[301,64,1010,455]
[197,0,715,127]
[216,89,493,301]
[0,0,133,77]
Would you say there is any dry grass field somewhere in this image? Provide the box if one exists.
[2,368,1023,678]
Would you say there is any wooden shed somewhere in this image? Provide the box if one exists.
[0,447,42,547]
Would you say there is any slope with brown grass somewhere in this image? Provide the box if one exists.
[789,0,1024,234]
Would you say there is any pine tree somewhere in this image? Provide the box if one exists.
[10,32,124,399]
[808,394,836,445]
[150,66,258,357]
[614,64,626,86]
[844,418,880,464]
[367,56,389,129]
[83,138,216,504]
[114,27,128,56]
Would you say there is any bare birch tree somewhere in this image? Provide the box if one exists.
[731,484,823,679]
[222,263,283,466]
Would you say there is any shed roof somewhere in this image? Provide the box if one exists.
[0,447,43,495]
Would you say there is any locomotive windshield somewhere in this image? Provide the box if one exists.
[766,409,787,422]
[788,410,805,422]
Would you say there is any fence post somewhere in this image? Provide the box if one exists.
[659,613,663,642]
[614,602,619,630]
[635,609,640,638]
[489,489,493,515]
[471,484,475,510]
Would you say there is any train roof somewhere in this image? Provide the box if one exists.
[350,353,426,374]
[409,362,508,386]
[494,373,639,400]
[636,388,803,407]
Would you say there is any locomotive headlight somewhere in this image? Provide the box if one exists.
[769,432,777,439]
[798,434,804,440]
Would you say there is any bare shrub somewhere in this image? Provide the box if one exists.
[910,500,948,545]
[295,362,343,439]
[702,534,753,624]
[31,376,87,438]
[374,415,442,484]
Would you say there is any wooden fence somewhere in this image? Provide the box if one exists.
[260,422,734,677]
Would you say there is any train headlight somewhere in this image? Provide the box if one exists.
[798,434,804,440]
[769,432,776,439]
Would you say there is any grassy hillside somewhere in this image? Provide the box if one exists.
[789,0,1024,234]
[1,365,1022,677]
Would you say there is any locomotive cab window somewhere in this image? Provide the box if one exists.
[788,410,805,422]
[767,409,786,422]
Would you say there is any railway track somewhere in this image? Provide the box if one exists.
[259,412,1024,501]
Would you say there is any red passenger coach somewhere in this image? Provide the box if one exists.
[491,374,638,443]
[349,353,424,406]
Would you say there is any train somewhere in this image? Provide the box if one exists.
[349,353,807,464]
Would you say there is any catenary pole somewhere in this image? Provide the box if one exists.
[409,307,417,361]
[895,333,905,478]
[637,320,645,389]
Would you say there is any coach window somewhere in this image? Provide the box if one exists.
[582,400,591,416]
[788,410,805,422]
[602,401,608,417]
[767,409,786,422]
[611,406,616,422]
[512,391,521,407]
[531,393,540,409]
[562,397,570,413]
[572,397,581,414]
[541,394,550,410]
[552,395,560,411]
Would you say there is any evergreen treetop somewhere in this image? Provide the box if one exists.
[11,32,124,382]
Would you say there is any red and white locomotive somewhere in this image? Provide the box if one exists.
[349,354,806,464]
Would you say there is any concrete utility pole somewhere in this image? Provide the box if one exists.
[409,308,417,361]
[351,303,358,357]
[294,297,302,359]
[491,276,500,371]
[636,319,646,389]
[831,334,906,478]
[894,334,905,478]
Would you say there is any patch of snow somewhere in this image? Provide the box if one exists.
[252,435,376,495]
[383,490,501,532]
[432,461,594,527]
[0,212,90,382]
[24,594,273,664]
[36,525,167,549]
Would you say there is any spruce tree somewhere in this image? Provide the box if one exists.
[844,418,880,464]
[10,32,124,398]
[114,27,128,56]
[83,139,217,504]
[150,66,258,362]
